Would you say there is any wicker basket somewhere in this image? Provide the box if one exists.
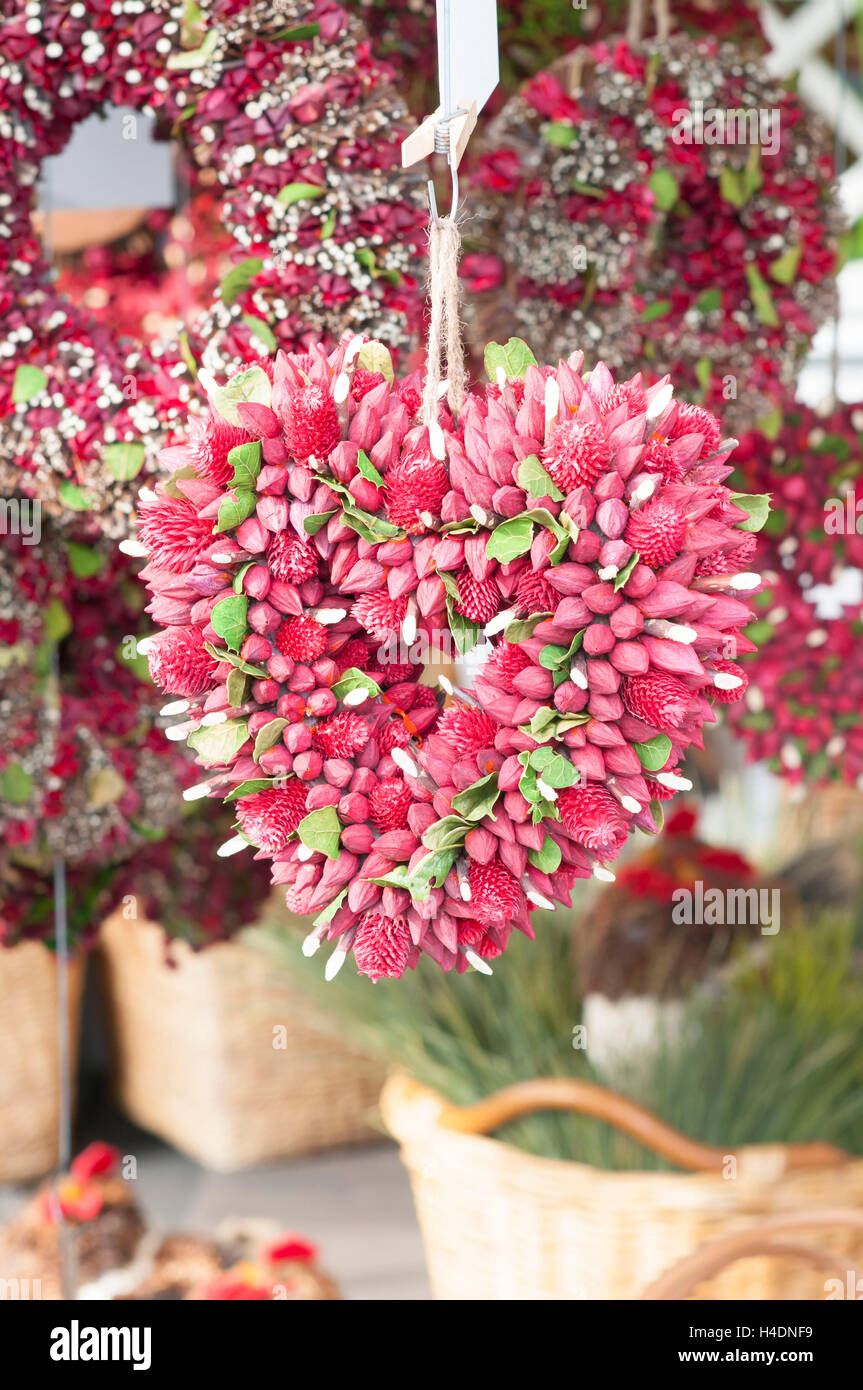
[0,942,84,1184]
[381,1074,863,1300]
[99,912,384,1171]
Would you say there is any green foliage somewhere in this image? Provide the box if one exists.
[252,906,863,1167]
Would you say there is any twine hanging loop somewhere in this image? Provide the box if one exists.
[421,213,467,426]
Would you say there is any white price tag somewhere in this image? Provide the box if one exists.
[437,0,499,119]
[402,0,499,170]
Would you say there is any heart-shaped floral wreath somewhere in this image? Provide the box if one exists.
[138,333,768,981]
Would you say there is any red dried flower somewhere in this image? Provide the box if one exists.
[353,912,412,982]
[351,593,406,640]
[557,784,628,858]
[236,782,309,854]
[435,703,498,758]
[267,532,318,585]
[484,642,532,684]
[515,570,560,616]
[468,860,524,925]
[312,713,370,758]
[137,497,213,574]
[455,568,501,623]
[624,499,686,568]
[384,448,449,532]
[147,625,218,698]
[369,778,412,831]
[622,672,693,731]
[188,413,249,488]
[282,384,341,462]
[275,616,328,661]
[542,420,609,491]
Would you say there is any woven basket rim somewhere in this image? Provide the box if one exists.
[381,1072,863,1196]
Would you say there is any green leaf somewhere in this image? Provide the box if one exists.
[224,778,275,802]
[12,364,47,404]
[696,288,721,314]
[769,242,802,286]
[210,365,272,426]
[504,612,552,643]
[226,668,248,708]
[356,449,384,488]
[422,815,471,852]
[528,836,562,873]
[648,168,679,211]
[517,454,563,501]
[65,542,104,579]
[220,257,264,306]
[614,550,640,592]
[570,181,604,199]
[312,887,348,929]
[277,181,325,208]
[242,315,277,353]
[521,707,590,744]
[368,865,414,891]
[303,509,336,537]
[272,22,320,41]
[542,121,576,148]
[331,668,382,701]
[42,598,71,644]
[210,594,248,652]
[744,264,779,327]
[640,300,672,322]
[632,734,673,772]
[227,440,261,491]
[178,330,198,380]
[233,560,253,595]
[187,719,250,764]
[340,504,403,545]
[446,603,481,657]
[450,772,500,822]
[530,751,577,789]
[408,849,458,899]
[58,481,96,511]
[1,762,33,804]
[319,208,336,240]
[102,441,146,482]
[483,337,538,383]
[529,507,571,564]
[252,717,289,763]
[215,488,256,535]
[167,28,218,68]
[539,644,569,670]
[203,642,267,679]
[694,357,713,393]
[297,806,341,861]
[485,514,535,563]
[357,341,394,385]
[730,492,771,533]
[757,406,783,441]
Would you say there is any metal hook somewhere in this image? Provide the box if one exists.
[426,108,465,224]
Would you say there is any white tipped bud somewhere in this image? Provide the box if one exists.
[419,510,435,528]
[536,778,558,801]
[729,572,760,592]
[524,886,555,909]
[484,606,515,637]
[333,372,350,405]
[296,843,316,862]
[469,503,490,526]
[429,419,446,460]
[136,636,156,655]
[570,665,589,690]
[391,747,419,778]
[201,710,228,727]
[137,486,159,504]
[119,539,150,558]
[197,368,219,398]
[160,699,189,717]
[826,736,845,757]
[401,609,418,645]
[780,742,802,770]
[324,939,351,980]
[621,795,642,814]
[342,687,368,707]
[165,724,190,742]
[344,334,365,364]
[805,628,829,648]
[713,671,743,690]
[302,929,323,957]
[630,477,657,506]
[438,674,455,696]
[182,782,211,802]
[645,619,698,644]
[313,607,347,625]
[217,836,247,858]
[655,771,692,791]
[544,377,560,438]
[597,565,619,581]
[645,381,674,421]
[495,366,507,390]
[746,685,765,713]
[460,945,493,975]
[593,865,616,883]
[211,553,236,564]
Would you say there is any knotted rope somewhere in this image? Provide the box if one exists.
[421,214,467,426]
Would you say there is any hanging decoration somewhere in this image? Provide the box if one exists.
[464,32,842,433]
[135,333,767,980]
[0,0,425,536]
[726,406,863,786]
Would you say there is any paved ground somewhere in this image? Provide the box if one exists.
[0,1103,432,1301]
